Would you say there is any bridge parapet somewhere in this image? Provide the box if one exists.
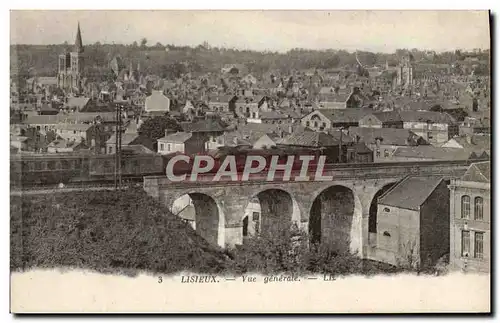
[144,160,476,189]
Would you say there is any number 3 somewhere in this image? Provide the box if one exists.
[158,276,163,283]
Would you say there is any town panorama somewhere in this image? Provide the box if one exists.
[10,20,491,281]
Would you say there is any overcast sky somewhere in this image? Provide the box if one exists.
[10,10,490,53]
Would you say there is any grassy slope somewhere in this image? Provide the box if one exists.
[10,188,232,275]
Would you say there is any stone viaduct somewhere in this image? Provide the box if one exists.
[143,160,475,259]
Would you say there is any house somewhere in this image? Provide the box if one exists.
[106,133,154,154]
[47,137,87,153]
[317,88,365,109]
[345,142,374,163]
[440,135,490,155]
[358,111,403,129]
[278,128,352,163]
[374,176,450,269]
[10,135,31,152]
[144,90,171,113]
[181,118,229,152]
[448,161,490,273]
[53,123,93,142]
[157,131,204,156]
[207,95,237,113]
[348,127,429,162]
[207,123,293,150]
[301,108,373,131]
[459,116,491,135]
[398,111,458,146]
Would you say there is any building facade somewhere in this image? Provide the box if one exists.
[448,161,490,273]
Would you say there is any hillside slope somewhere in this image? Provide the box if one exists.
[10,188,232,275]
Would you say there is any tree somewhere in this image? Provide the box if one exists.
[140,38,148,48]
[137,116,183,144]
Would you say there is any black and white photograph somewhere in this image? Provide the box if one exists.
[8,9,491,313]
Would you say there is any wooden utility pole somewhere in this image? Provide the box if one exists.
[114,104,123,191]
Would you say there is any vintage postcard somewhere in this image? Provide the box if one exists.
[9,10,491,313]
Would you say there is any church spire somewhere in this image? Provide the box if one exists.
[74,22,84,53]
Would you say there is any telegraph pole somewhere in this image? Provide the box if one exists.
[114,104,123,191]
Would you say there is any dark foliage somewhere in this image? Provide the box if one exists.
[137,116,183,143]
[10,188,232,275]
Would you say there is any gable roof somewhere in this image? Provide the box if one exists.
[315,108,373,124]
[461,161,490,183]
[66,97,90,108]
[378,176,445,211]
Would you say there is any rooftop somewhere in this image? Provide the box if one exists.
[461,161,490,183]
[378,176,445,211]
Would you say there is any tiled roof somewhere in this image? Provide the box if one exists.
[66,97,90,108]
[392,146,474,160]
[462,161,490,183]
[279,130,339,147]
[378,176,445,211]
[348,127,424,146]
[106,133,140,145]
[398,111,457,124]
[316,108,373,124]
[158,132,193,143]
[371,111,402,123]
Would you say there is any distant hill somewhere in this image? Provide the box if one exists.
[11,44,489,79]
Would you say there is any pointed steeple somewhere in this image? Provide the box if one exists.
[74,22,84,53]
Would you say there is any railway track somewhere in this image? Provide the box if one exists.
[11,176,145,192]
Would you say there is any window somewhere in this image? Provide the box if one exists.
[73,130,76,134]
[167,144,171,151]
[322,122,326,128]
[108,146,113,154]
[427,132,433,139]
[461,230,470,257]
[314,121,318,128]
[306,121,310,127]
[461,195,471,219]
[384,149,389,158]
[376,149,381,158]
[474,197,484,220]
[160,143,164,151]
[474,232,484,259]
